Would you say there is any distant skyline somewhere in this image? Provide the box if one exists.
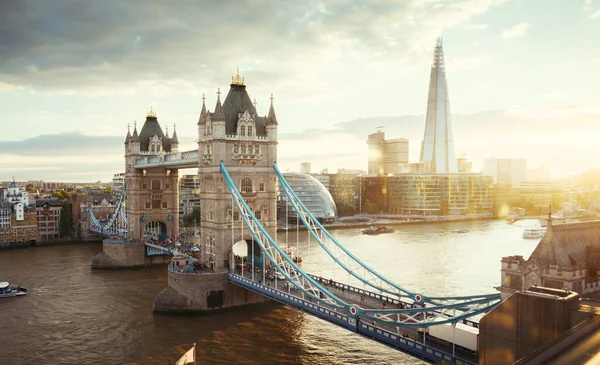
[1,0,600,182]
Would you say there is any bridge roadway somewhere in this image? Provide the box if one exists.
[233,271,478,364]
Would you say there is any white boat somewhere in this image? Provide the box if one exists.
[523,227,546,239]
[0,282,27,298]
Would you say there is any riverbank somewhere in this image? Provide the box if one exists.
[276,214,497,232]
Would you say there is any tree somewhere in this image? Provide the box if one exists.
[52,190,71,201]
[337,205,357,217]
[59,202,73,237]
[183,206,201,227]
[361,202,380,214]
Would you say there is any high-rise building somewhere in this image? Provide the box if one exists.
[367,129,409,175]
[367,129,386,175]
[300,162,312,174]
[482,158,527,187]
[384,138,409,174]
[420,37,458,173]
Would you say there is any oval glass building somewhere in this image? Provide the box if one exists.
[278,173,337,224]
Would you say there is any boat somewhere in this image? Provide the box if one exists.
[0,282,27,298]
[523,227,546,239]
[451,229,469,234]
[361,226,395,235]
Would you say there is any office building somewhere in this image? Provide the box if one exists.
[482,158,527,187]
[367,129,409,175]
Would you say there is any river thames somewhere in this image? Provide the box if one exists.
[0,219,539,364]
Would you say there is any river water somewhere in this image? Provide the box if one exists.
[0,219,539,365]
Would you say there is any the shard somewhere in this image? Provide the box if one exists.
[419,37,458,173]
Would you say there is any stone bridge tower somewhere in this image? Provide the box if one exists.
[197,69,278,270]
[154,70,278,313]
[124,109,180,242]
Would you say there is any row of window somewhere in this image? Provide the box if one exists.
[145,202,169,209]
[233,144,260,155]
[240,178,265,193]
[141,181,171,190]
[239,125,253,136]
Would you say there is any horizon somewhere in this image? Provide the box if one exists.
[2,1,600,182]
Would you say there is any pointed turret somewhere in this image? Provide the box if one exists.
[267,93,278,125]
[213,87,225,121]
[165,125,170,139]
[171,124,179,144]
[419,36,457,173]
[132,123,140,143]
[198,94,207,125]
[124,124,132,145]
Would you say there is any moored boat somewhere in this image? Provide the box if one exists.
[361,225,395,235]
[523,227,546,239]
[0,282,27,298]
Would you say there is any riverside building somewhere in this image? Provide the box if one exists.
[277,172,337,224]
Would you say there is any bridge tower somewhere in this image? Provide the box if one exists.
[197,69,278,270]
[153,70,277,312]
[124,110,180,242]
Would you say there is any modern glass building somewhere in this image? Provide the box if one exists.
[363,174,494,216]
[278,173,337,224]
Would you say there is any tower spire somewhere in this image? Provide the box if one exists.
[419,37,457,172]
[267,93,278,125]
[124,123,132,144]
[132,121,140,142]
[213,87,224,120]
[198,94,207,125]
[171,123,179,143]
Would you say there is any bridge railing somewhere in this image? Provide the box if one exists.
[307,274,480,328]
[229,273,476,365]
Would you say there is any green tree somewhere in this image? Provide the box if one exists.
[337,205,357,217]
[52,190,71,201]
[183,206,201,227]
[59,202,73,237]
[361,202,380,214]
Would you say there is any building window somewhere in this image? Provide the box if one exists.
[241,178,253,193]
[240,126,246,136]
[247,126,253,136]
[254,145,259,154]
[234,144,239,154]
[162,202,167,209]
[142,183,147,190]
[151,180,161,190]
[145,202,151,209]
[166,183,170,189]
[259,181,265,192]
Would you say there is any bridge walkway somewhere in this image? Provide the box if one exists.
[237,271,478,364]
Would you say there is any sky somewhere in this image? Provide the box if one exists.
[1,0,600,182]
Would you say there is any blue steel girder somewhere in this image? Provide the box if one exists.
[220,161,347,309]
[88,182,128,238]
[274,162,501,317]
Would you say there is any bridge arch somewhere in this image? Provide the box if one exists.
[229,236,265,272]
[144,220,168,241]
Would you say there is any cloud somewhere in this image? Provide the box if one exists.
[584,0,594,11]
[501,23,530,39]
[0,0,509,94]
[462,23,488,30]
[2,104,600,181]
[591,9,600,18]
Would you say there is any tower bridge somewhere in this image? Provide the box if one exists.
[88,69,501,364]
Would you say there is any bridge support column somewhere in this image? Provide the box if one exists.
[153,270,268,314]
[91,241,171,269]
